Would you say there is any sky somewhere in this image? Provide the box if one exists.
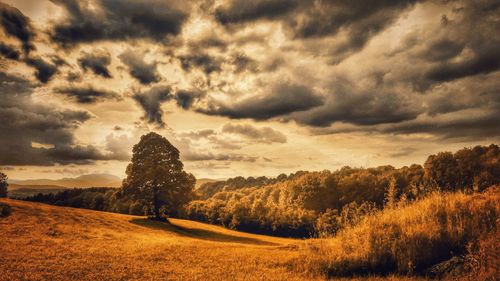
[0,0,498,181]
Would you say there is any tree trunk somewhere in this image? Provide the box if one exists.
[153,189,162,221]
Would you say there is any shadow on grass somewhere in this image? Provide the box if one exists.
[129,218,278,246]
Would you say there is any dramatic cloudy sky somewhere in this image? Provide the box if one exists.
[0,0,498,180]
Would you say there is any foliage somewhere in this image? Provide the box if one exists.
[21,144,500,238]
[184,144,499,237]
[0,172,8,198]
[463,226,499,281]
[24,187,148,215]
[424,144,499,191]
[120,132,195,220]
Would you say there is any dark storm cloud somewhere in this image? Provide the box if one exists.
[78,51,112,78]
[296,0,418,62]
[215,0,418,62]
[50,0,189,47]
[118,50,160,84]
[290,0,500,136]
[289,77,420,127]
[215,0,299,24]
[132,85,173,127]
[24,57,58,83]
[174,89,205,109]
[0,71,114,165]
[198,83,323,120]
[0,42,20,60]
[179,53,222,75]
[418,38,464,62]
[288,1,417,38]
[414,0,500,85]
[425,47,500,82]
[0,2,35,54]
[382,111,500,140]
[221,124,286,144]
[55,85,122,104]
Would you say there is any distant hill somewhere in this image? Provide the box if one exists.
[195,178,219,189]
[10,173,122,188]
[9,184,66,190]
[8,185,69,198]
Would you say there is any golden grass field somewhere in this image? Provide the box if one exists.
[6,196,493,281]
[0,199,314,281]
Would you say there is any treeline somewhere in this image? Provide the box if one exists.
[24,187,149,215]
[22,144,499,237]
[185,144,499,237]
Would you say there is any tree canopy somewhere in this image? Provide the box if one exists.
[121,132,195,220]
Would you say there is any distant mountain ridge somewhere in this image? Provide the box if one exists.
[10,173,122,188]
[10,174,219,190]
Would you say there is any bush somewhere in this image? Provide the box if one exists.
[463,227,499,281]
[0,202,11,217]
[128,201,146,215]
[299,188,499,277]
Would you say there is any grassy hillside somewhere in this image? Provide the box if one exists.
[0,199,316,281]
[298,187,499,279]
[1,190,497,280]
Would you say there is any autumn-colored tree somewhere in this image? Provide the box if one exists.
[424,152,459,190]
[121,132,195,221]
[0,172,8,198]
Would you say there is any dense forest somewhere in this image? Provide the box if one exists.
[23,144,499,237]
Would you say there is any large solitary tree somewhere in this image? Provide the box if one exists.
[0,172,8,198]
[121,132,195,221]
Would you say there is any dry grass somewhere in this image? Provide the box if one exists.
[0,199,430,281]
[298,189,499,278]
[2,196,490,281]
[0,199,311,281]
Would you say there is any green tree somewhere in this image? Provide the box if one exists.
[0,172,8,198]
[121,132,195,221]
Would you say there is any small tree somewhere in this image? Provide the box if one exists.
[0,172,8,198]
[121,132,195,221]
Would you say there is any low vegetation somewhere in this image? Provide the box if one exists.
[0,202,11,217]
[296,187,499,278]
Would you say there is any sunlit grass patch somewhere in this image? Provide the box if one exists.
[297,188,499,277]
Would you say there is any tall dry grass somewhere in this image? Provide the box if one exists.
[298,187,499,277]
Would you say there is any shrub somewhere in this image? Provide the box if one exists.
[463,227,499,281]
[0,202,12,217]
[298,188,499,277]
